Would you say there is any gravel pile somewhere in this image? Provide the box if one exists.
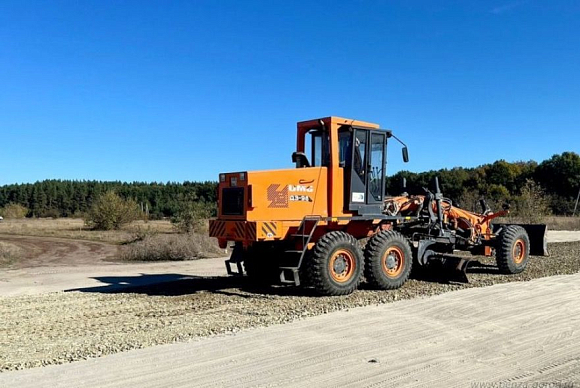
[1,241,579,372]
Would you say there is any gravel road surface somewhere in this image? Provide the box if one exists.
[0,231,578,386]
[0,241,578,372]
[0,230,576,297]
[1,270,579,387]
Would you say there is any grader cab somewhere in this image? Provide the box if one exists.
[209,116,547,296]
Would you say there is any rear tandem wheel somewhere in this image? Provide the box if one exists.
[364,231,413,290]
[308,231,364,296]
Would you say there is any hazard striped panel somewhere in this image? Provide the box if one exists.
[258,221,280,240]
[209,220,226,238]
[246,222,257,240]
[233,222,246,240]
[211,220,268,241]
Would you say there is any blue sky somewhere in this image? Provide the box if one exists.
[1,1,579,185]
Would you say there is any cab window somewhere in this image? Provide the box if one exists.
[338,130,352,167]
[310,130,329,167]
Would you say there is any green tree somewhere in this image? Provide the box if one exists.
[513,179,551,223]
[85,191,142,230]
[0,203,29,219]
[171,201,214,233]
[536,152,580,198]
[30,185,48,217]
[485,160,521,192]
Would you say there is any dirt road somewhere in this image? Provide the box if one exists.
[1,271,579,387]
[547,230,580,243]
[0,234,118,268]
[0,234,225,296]
[0,257,227,296]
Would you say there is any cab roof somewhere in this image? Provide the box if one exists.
[297,116,380,130]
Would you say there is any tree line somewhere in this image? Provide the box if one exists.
[0,151,578,219]
[0,180,217,219]
[387,151,580,215]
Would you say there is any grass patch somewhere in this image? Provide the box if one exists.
[542,215,580,231]
[0,218,175,244]
[504,215,580,231]
[120,232,223,261]
[0,242,21,267]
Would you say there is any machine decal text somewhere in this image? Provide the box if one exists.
[267,184,289,208]
[288,185,314,193]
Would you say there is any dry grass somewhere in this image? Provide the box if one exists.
[0,218,222,262]
[0,241,22,267]
[543,216,580,231]
[121,232,223,261]
[505,215,580,231]
[0,218,174,244]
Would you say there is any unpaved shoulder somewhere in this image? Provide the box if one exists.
[1,271,579,387]
[547,230,580,243]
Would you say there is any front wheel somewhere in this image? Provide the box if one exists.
[364,231,413,290]
[308,231,363,296]
[496,225,530,274]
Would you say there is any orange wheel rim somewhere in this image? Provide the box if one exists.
[382,246,404,278]
[328,249,355,283]
[513,239,526,264]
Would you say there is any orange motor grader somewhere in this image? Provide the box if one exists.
[209,116,547,296]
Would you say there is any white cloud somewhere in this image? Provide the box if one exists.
[490,1,525,14]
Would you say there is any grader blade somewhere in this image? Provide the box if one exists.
[422,249,472,284]
[440,256,471,284]
[493,223,549,256]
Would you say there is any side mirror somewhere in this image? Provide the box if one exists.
[292,152,310,168]
[402,147,409,163]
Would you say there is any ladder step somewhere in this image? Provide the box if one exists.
[279,268,300,286]
[279,217,320,286]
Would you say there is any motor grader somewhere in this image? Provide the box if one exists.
[209,116,548,296]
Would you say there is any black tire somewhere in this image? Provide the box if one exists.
[496,225,530,274]
[364,231,413,290]
[243,243,280,285]
[308,231,363,296]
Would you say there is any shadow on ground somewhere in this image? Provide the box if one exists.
[65,273,320,297]
[65,259,502,297]
[409,259,500,283]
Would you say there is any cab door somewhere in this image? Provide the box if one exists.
[367,131,386,204]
